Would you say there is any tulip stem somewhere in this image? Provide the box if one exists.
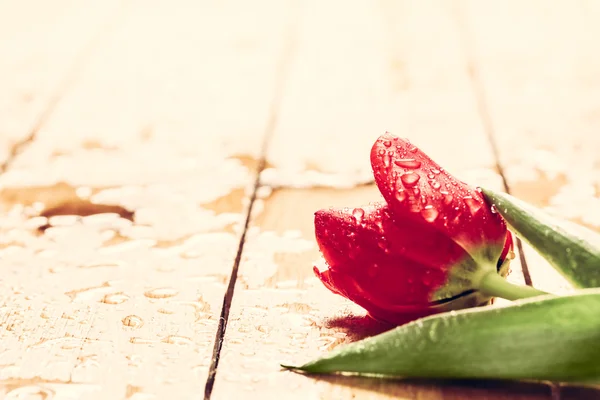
[479,271,549,301]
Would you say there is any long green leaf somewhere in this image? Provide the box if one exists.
[283,290,600,382]
[481,188,600,288]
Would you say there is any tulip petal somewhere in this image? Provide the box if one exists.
[314,204,475,312]
[314,262,447,325]
[370,133,507,266]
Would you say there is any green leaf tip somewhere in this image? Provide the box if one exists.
[281,363,325,374]
[481,187,600,289]
[285,289,600,382]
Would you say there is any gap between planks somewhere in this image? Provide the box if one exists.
[451,0,534,287]
[453,1,562,399]
[202,7,300,399]
[0,0,130,174]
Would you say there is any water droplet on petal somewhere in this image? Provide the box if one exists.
[383,140,392,147]
[400,172,420,187]
[408,201,421,213]
[443,194,453,205]
[395,190,407,202]
[163,335,194,345]
[463,196,482,214]
[409,145,418,153]
[378,149,386,156]
[431,169,441,174]
[429,181,441,189]
[394,158,422,169]
[421,206,439,222]
[352,208,365,221]
[413,187,420,196]
[383,154,391,168]
[427,173,435,179]
[490,205,498,214]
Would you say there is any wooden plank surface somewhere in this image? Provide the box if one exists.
[0,1,291,399]
[0,0,123,167]
[459,0,600,297]
[1,1,599,399]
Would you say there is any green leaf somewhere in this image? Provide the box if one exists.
[283,290,600,382]
[480,188,600,288]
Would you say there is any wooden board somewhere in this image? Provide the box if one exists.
[0,1,291,399]
[1,1,599,399]
[0,0,123,167]
[460,0,600,296]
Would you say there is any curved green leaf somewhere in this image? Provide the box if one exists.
[480,188,600,288]
[283,290,600,382]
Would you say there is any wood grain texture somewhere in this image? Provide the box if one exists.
[0,1,291,398]
[459,0,600,296]
[0,0,123,167]
[1,0,599,399]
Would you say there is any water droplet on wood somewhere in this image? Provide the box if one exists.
[101,293,129,304]
[163,335,193,345]
[144,287,179,299]
[122,315,144,328]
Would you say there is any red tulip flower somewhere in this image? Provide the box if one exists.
[314,133,545,325]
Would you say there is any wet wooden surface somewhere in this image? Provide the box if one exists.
[0,1,599,399]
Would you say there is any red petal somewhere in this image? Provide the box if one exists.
[500,231,513,264]
[370,133,507,263]
[314,267,438,325]
[314,204,470,309]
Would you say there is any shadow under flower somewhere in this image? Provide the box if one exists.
[323,314,395,342]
